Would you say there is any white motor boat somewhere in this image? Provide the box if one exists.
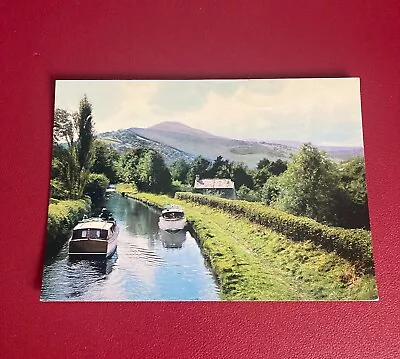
[158,206,187,233]
[68,217,119,258]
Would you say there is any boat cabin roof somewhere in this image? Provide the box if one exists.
[74,218,114,231]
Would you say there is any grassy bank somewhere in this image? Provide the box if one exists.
[176,192,374,273]
[46,197,91,255]
[116,185,377,300]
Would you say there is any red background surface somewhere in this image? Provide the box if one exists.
[1,1,399,358]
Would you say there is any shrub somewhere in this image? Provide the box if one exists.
[237,185,262,202]
[171,180,193,194]
[46,197,91,253]
[50,179,69,200]
[175,192,374,272]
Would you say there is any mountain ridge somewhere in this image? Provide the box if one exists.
[98,121,364,168]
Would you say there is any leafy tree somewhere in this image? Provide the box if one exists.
[186,156,212,185]
[53,108,73,145]
[253,158,287,189]
[334,157,370,229]
[49,178,69,200]
[170,159,190,183]
[274,143,340,224]
[91,140,120,183]
[262,175,281,205]
[256,158,271,170]
[119,148,172,193]
[237,185,261,202]
[253,166,271,189]
[269,159,287,176]
[136,150,172,193]
[118,148,149,183]
[51,95,95,199]
[75,95,95,198]
[84,173,110,202]
[208,156,232,178]
[231,163,254,190]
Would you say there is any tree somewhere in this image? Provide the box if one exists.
[253,158,287,189]
[136,150,172,193]
[231,162,254,190]
[262,175,281,205]
[186,156,212,185]
[84,173,110,202]
[237,185,261,202]
[334,157,370,229]
[170,159,190,183]
[269,159,287,176]
[50,95,95,199]
[118,148,149,183]
[208,156,232,178]
[75,95,95,198]
[91,140,120,183]
[119,148,172,193]
[274,143,340,224]
[53,108,73,145]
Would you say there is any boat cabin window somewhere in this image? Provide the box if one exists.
[88,229,101,239]
[72,229,108,239]
[163,211,184,219]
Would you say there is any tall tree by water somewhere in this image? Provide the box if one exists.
[75,95,95,198]
[51,95,95,199]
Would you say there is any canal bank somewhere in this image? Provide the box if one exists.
[46,197,92,257]
[116,185,377,300]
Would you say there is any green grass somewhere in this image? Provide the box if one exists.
[176,192,374,273]
[116,185,378,301]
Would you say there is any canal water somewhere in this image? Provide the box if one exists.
[41,193,220,301]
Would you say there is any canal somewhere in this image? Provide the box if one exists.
[41,192,220,301]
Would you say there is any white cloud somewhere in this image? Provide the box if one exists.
[54,78,364,146]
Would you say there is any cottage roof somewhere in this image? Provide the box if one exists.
[194,178,235,189]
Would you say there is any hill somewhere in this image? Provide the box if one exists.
[99,121,364,168]
[97,128,196,165]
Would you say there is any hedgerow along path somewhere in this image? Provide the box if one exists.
[116,184,377,300]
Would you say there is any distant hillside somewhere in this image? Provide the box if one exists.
[147,121,220,138]
[97,128,196,165]
[99,121,364,168]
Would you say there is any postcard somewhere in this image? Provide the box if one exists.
[41,78,377,301]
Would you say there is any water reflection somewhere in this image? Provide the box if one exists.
[41,193,220,301]
[159,229,187,248]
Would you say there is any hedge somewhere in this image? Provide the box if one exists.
[175,192,374,272]
[46,196,92,253]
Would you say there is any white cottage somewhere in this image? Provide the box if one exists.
[193,175,236,199]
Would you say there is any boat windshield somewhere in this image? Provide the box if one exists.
[72,229,108,240]
[162,211,184,220]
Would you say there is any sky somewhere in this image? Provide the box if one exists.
[54,78,364,147]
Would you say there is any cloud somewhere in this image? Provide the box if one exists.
[148,80,240,115]
[54,78,364,146]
